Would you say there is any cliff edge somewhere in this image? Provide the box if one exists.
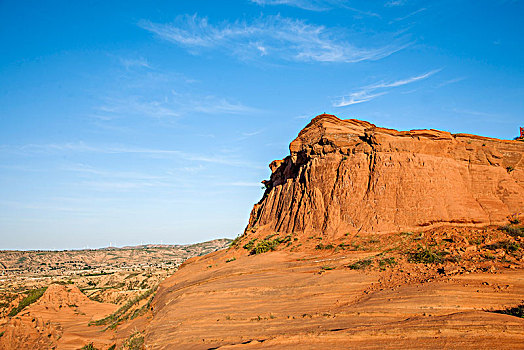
[247,114,524,239]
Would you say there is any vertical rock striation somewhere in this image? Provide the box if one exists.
[247,114,524,238]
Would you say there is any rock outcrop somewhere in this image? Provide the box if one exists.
[247,114,524,239]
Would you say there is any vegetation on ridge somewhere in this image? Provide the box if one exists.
[248,235,292,255]
[8,287,47,317]
[89,286,157,330]
[122,331,144,350]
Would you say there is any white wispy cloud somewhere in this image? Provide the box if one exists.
[335,91,388,106]
[334,69,440,107]
[445,107,513,121]
[139,14,406,63]
[62,164,166,181]
[384,0,407,7]
[191,96,255,114]
[94,94,255,121]
[118,57,151,70]
[435,77,466,88]
[250,0,339,11]
[2,142,263,169]
[80,180,173,191]
[250,0,379,15]
[390,7,427,22]
[241,129,264,137]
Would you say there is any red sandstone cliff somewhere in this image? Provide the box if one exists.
[247,114,524,238]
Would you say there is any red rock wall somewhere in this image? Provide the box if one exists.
[247,114,524,238]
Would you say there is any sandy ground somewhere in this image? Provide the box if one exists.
[145,244,524,349]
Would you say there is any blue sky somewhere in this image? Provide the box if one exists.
[1,0,523,250]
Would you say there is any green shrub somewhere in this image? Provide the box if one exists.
[493,304,524,318]
[347,259,373,270]
[378,257,397,269]
[123,332,144,350]
[230,235,242,247]
[498,225,524,238]
[130,294,155,321]
[81,343,98,350]
[225,257,236,263]
[485,240,520,254]
[280,235,292,244]
[243,238,258,251]
[8,287,47,316]
[315,243,334,250]
[250,239,280,255]
[506,166,514,173]
[321,266,335,270]
[408,246,447,264]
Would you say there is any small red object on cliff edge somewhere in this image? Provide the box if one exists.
[520,127,524,139]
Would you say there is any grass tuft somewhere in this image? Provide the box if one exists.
[408,246,447,264]
[347,258,373,270]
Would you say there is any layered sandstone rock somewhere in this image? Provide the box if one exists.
[247,114,524,238]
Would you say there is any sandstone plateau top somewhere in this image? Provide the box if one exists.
[247,114,524,239]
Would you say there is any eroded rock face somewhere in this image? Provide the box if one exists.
[247,114,524,238]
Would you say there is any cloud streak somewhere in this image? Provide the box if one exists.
[334,69,440,107]
[94,94,255,121]
[391,7,427,23]
[384,0,406,6]
[118,57,152,70]
[1,142,263,169]
[250,0,379,15]
[139,14,406,63]
[250,0,342,11]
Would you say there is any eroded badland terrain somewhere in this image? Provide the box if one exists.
[0,240,231,349]
[1,114,523,349]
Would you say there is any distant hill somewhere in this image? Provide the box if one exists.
[0,238,232,276]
